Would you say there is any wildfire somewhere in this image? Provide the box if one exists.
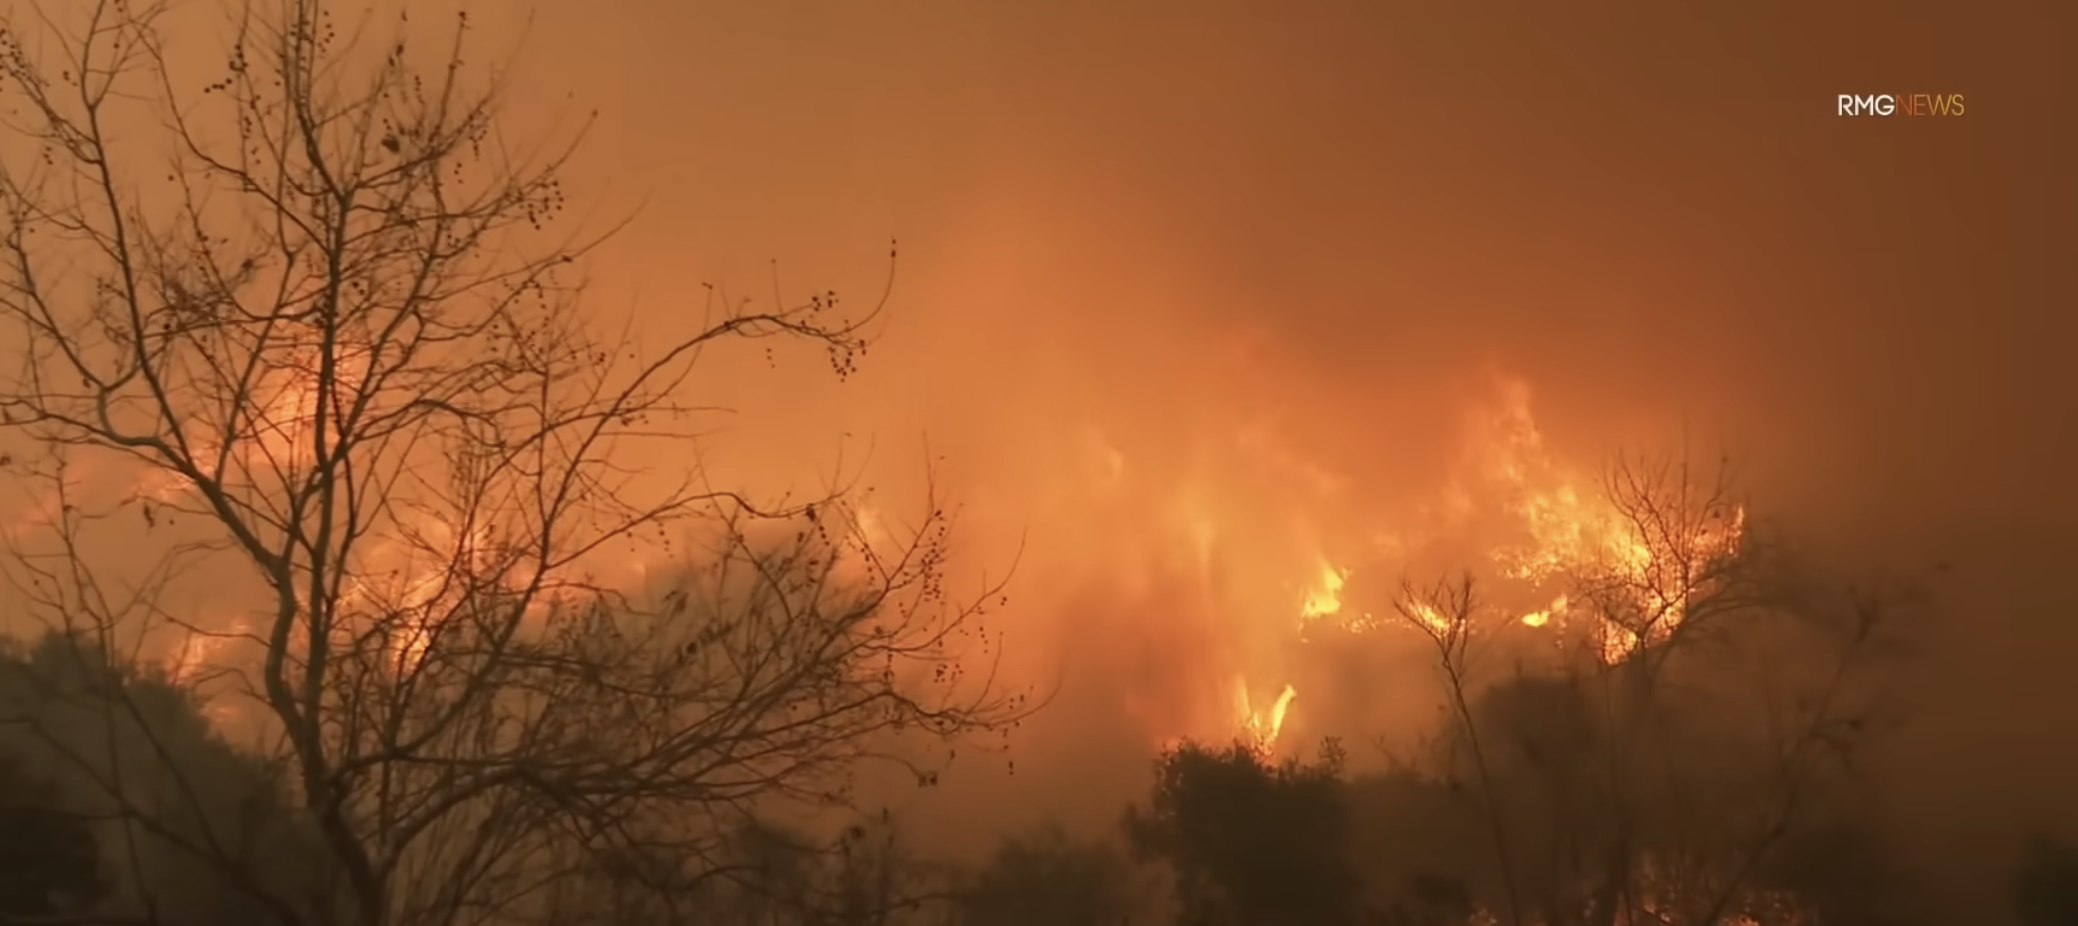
[1471,379,1748,660]
[1237,680,1298,756]
[1519,594,1565,628]
[33,335,1748,765]
[1189,374,1750,755]
[1298,560,1348,620]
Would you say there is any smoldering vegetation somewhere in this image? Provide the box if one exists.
[1,473,2062,926]
[0,1,2067,926]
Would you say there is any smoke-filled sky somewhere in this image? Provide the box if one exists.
[5,0,2073,918]
[511,0,2072,911]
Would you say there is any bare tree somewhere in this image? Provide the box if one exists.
[1392,575,1527,926]
[0,2,1029,926]
[1391,452,1905,926]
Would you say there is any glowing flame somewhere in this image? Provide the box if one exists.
[1237,680,1298,755]
[1298,559,1348,620]
[1227,556,1354,753]
[1208,373,1756,759]
[1405,600,1453,636]
[1520,593,1567,628]
[1468,377,1748,662]
[56,340,1748,764]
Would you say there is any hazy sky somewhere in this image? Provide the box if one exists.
[6,0,2072,918]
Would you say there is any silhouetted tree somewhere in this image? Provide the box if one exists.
[1389,452,1916,926]
[1125,740,1365,926]
[954,823,1140,926]
[0,745,104,920]
[1341,765,1491,926]
[543,812,948,926]
[0,630,333,926]
[0,2,1028,925]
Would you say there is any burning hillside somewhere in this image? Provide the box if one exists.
[1045,370,1748,759]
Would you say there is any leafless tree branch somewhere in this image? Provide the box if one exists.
[0,3,1031,925]
[1392,451,1906,926]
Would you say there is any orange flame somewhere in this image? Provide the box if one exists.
[1237,680,1298,756]
[1188,374,1750,754]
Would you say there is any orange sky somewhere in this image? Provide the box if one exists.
[0,0,2072,919]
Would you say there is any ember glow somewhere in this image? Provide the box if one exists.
[1297,560,1349,621]
[0,3,2045,920]
[1237,680,1298,757]
[36,338,1745,765]
[1115,372,1752,756]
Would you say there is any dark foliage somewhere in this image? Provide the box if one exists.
[0,631,334,926]
[1125,740,1365,926]
[0,748,104,919]
[954,824,1138,926]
